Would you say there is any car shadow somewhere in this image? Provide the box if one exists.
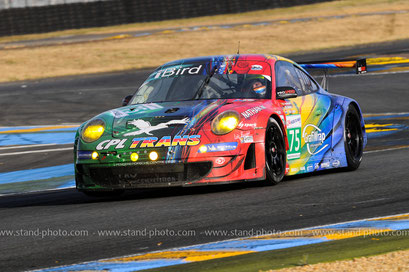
[0,167,348,209]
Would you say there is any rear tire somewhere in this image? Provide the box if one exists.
[264,118,286,185]
[344,105,363,170]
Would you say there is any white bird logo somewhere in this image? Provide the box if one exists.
[124,117,189,136]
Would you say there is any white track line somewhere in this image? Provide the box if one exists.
[0,147,73,156]
[364,145,409,154]
[0,144,57,150]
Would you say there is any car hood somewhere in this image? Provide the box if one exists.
[108,99,265,138]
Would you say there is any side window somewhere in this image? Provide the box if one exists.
[294,67,319,95]
[275,61,303,95]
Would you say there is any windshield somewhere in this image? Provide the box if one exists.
[130,61,272,104]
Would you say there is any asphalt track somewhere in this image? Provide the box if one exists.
[0,43,409,271]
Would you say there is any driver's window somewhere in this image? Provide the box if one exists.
[275,61,303,95]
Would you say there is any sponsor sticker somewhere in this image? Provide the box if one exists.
[251,65,263,71]
[198,142,238,153]
[286,114,301,160]
[153,65,202,79]
[302,124,329,155]
[241,105,266,119]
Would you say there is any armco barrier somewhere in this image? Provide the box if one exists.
[0,0,333,37]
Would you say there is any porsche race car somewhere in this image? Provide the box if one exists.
[74,54,367,196]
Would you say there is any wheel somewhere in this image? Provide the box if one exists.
[264,118,286,184]
[81,190,124,198]
[344,105,363,170]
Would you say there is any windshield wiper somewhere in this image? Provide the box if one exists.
[194,65,218,99]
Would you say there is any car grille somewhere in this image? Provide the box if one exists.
[88,162,212,188]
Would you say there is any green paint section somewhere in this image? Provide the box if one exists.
[0,175,74,194]
[143,230,409,272]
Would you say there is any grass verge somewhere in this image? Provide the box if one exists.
[142,230,409,272]
[1,0,409,82]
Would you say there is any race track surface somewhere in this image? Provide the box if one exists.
[0,44,409,271]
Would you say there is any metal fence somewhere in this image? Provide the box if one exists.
[0,0,334,37]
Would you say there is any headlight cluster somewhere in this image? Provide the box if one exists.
[211,111,240,135]
[81,119,105,143]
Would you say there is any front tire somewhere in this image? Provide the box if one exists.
[264,118,286,185]
[344,105,363,170]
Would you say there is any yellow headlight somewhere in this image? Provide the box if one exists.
[130,152,139,162]
[82,119,105,143]
[211,111,240,135]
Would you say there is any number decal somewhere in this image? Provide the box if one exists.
[286,115,301,160]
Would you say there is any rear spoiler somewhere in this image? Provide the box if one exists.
[299,58,367,74]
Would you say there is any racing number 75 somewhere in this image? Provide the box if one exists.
[287,127,301,160]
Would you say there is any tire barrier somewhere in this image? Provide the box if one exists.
[0,0,333,37]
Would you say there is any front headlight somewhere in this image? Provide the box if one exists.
[81,119,105,143]
[211,111,240,135]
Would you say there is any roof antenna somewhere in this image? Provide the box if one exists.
[237,41,240,54]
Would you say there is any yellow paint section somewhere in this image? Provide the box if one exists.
[104,34,132,40]
[370,214,409,221]
[367,57,409,66]
[250,228,393,240]
[0,125,78,134]
[160,30,176,34]
[365,123,398,134]
[104,250,254,263]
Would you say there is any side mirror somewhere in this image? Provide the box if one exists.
[276,87,298,100]
[121,95,133,106]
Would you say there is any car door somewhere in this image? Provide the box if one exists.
[275,60,333,174]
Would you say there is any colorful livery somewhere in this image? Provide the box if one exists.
[74,54,366,195]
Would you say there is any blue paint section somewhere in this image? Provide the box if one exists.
[0,132,76,146]
[364,113,409,121]
[178,238,327,252]
[0,125,78,146]
[0,126,78,132]
[0,164,74,184]
[315,219,409,231]
[33,213,409,272]
[38,259,187,272]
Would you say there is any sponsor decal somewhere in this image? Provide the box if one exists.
[240,136,254,143]
[286,114,301,160]
[238,122,257,129]
[77,151,92,160]
[96,135,201,150]
[251,65,263,71]
[300,166,306,171]
[124,118,189,136]
[241,105,266,119]
[286,114,301,129]
[130,135,201,148]
[307,165,313,172]
[332,160,341,167]
[302,124,329,155]
[96,139,127,150]
[215,158,226,165]
[198,142,238,153]
[154,65,202,79]
[321,162,330,168]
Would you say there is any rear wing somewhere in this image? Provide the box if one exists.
[299,58,367,89]
[299,58,367,74]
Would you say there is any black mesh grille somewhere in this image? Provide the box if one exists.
[87,162,212,188]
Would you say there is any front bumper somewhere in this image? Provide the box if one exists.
[75,143,266,190]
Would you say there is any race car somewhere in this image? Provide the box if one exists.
[74,54,367,196]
